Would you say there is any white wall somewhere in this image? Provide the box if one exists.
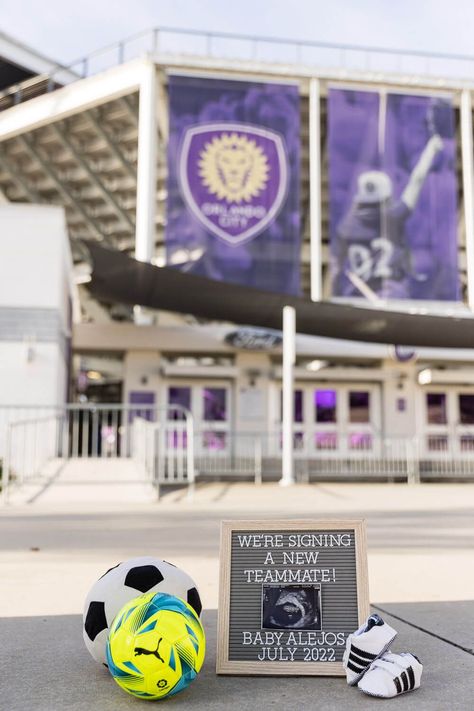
[0,204,72,407]
[0,204,69,311]
[0,342,66,405]
[123,351,162,405]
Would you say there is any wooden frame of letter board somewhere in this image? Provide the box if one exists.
[216,519,369,676]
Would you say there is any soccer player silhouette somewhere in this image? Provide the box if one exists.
[334,133,443,299]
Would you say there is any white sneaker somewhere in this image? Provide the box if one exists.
[342,614,397,686]
[358,652,423,698]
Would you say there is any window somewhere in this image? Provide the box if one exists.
[459,394,474,425]
[278,432,305,449]
[203,431,227,450]
[426,393,447,425]
[314,389,337,423]
[168,387,191,409]
[427,435,448,451]
[315,432,338,450]
[293,432,304,450]
[168,387,191,420]
[460,434,474,452]
[279,390,304,423]
[349,433,372,450]
[203,388,227,421]
[349,391,370,423]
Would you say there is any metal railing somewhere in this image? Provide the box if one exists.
[195,432,262,485]
[0,403,196,502]
[132,406,195,498]
[3,404,474,503]
[3,26,474,111]
[2,415,60,502]
[192,431,474,483]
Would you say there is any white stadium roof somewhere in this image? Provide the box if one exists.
[0,27,472,314]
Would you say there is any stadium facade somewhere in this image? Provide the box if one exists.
[3,28,474,469]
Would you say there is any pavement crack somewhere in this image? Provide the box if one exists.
[372,604,474,657]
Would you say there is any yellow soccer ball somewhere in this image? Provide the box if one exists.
[106,591,205,700]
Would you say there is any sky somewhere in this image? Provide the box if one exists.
[3,0,474,69]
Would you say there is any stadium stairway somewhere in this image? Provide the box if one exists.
[6,457,155,506]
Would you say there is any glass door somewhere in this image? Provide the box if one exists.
[345,389,378,455]
[273,382,381,458]
[167,382,232,455]
[456,391,474,455]
[313,385,380,457]
[423,390,450,455]
[422,388,474,457]
[313,387,339,454]
[201,386,230,453]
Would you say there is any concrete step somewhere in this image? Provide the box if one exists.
[7,457,155,506]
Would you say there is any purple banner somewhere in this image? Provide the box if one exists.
[328,88,459,301]
[166,76,300,294]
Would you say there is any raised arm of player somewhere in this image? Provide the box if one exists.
[401,134,443,211]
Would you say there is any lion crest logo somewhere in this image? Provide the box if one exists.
[179,123,287,246]
[198,132,269,204]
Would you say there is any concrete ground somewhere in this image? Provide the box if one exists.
[1,470,474,709]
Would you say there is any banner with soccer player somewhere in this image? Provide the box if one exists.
[166,75,300,294]
[328,88,459,301]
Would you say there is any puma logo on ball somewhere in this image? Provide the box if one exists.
[134,638,165,663]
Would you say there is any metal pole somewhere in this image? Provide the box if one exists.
[135,61,157,264]
[254,436,262,485]
[280,305,296,486]
[2,424,11,504]
[309,78,322,302]
[461,89,474,310]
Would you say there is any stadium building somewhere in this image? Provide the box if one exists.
[3,27,474,478]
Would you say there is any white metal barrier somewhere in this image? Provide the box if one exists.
[195,433,262,484]
[2,415,60,503]
[3,404,474,504]
[132,406,195,499]
[192,432,474,483]
[0,404,196,502]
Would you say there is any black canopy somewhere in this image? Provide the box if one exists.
[86,242,474,349]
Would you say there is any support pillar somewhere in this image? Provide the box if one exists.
[135,61,157,263]
[280,305,296,486]
[461,89,474,310]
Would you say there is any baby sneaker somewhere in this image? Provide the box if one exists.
[342,614,397,686]
[358,651,423,698]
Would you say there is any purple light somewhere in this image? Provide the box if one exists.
[315,389,337,423]
[349,433,372,450]
[315,432,337,450]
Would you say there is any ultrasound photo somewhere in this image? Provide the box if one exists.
[261,584,322,630]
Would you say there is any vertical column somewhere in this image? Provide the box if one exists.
[461,89,474,310]
[309,78,322,302]
[135,61,157,264]
[280,305,296,486]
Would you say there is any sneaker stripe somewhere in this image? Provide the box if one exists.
[400,671,409,692]
[350,644,378,661]
[394,676,402,694]
[349,652,370,668]
[407,666,415,690]
[347,661,366,674]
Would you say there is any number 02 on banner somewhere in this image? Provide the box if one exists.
[217,520,369,676]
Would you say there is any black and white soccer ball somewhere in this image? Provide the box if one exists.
[83,556,202,665]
